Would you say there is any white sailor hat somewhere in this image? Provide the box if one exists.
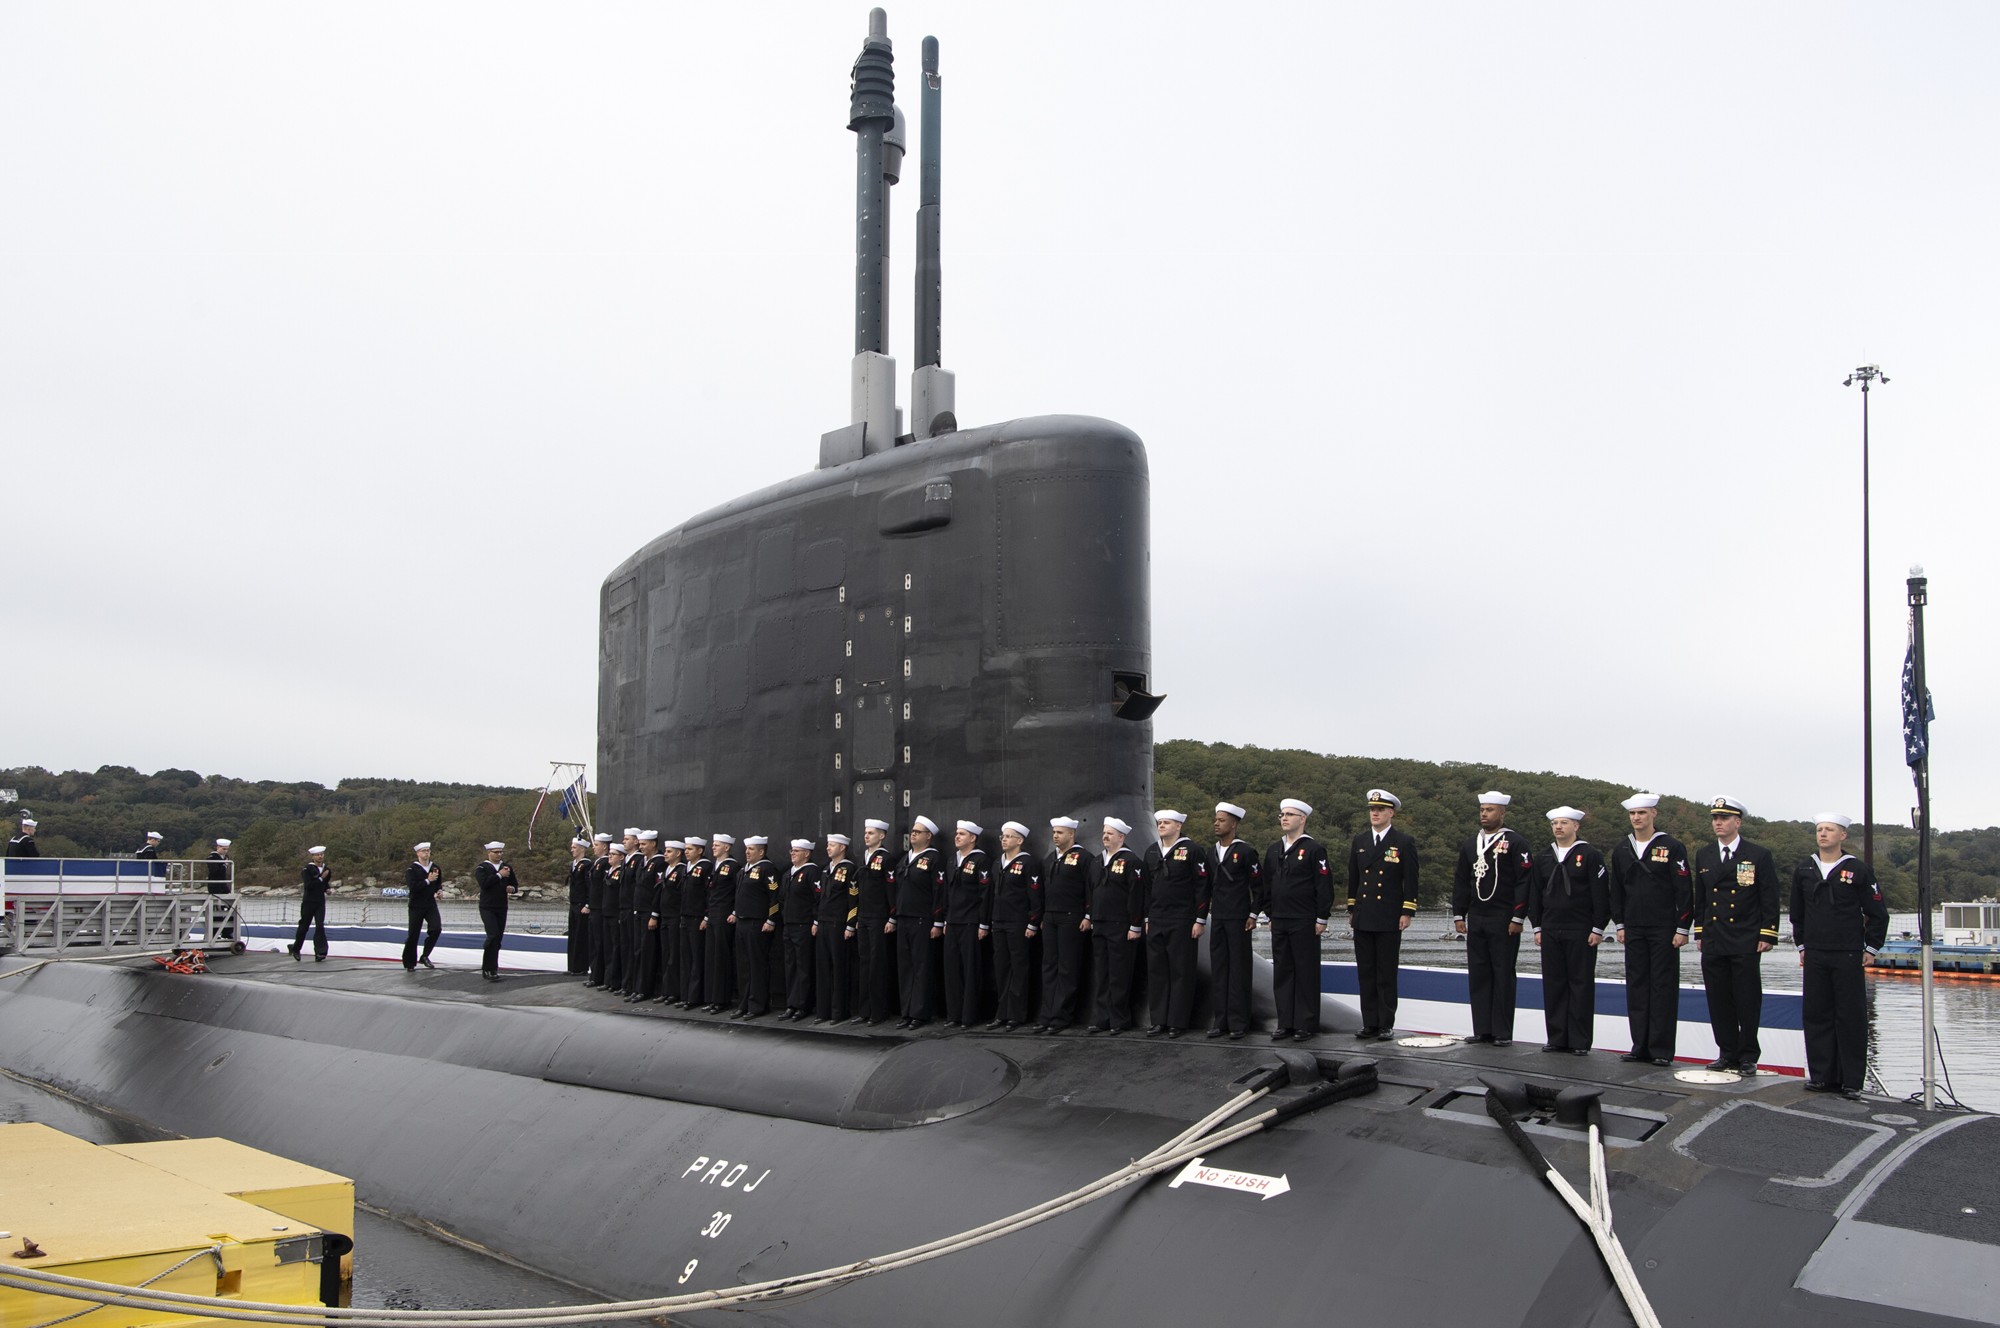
[956,819,983,836]
[608,843,627,855]
[593,832,614,844]
[864,818,890,832]
[711,833,735,846]
[307,845,327,855]
[1103,816,1132,836]
[684,833,708,844]
[1546,806,1587,822]
[638,830,658,842]
[145,830,163,841]
[1620,793,1661,811]
[1708,796,1747,818]
[622,827,641,838]
[913,815,940,834]
[1154,809,1187,825]
[484,841,505,851]
[1001,821,1030,839]
[1279,798,1313,817]
[215,838,232,848]
[1814,812,1853,829]
[571,837,590,848]
[789,838,814,851]
[19,816,36,828]
[827,833,851,847]
[1215,802,1247,821]
[415,841,433,852]
[1476,791,1512,807]
[1049,816,1081,830]
[1366,789,1401,810]
[744,835,769,847]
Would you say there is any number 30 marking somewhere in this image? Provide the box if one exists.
[701,1212,732,1238]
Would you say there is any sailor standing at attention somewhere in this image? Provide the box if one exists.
[401,842,444,971]
[1262,799,1331,1042]
[135,830,164,859]
[650,839,686,1005]
[625,831,661,998]
[813,834,859,1023]
[1791,814,1888,1099]
[891,816,945,1029]
[1348,790,1419,1041]
[1085,817,1145,1036]
[1452,792,1532,1046]
[1608,793,1692,1066]
[6,815,39,857]
[778,839,821,1021]
[733,836,781,1019]
[942,821,991,1028]
[678,835,711,1007]
[702,834,738,1012]
[1207,804,1262,1040]
[1143,810,1210,1039]
[985,822,1042,1031]
[564,837,593,976]
[1528,808,1610,1055]
[605,828,642,994]
[291,845,332,962]
[1034,817,1093,1035]
[854,820,899,1024]
[585,833,616,987]
[1691,797,1781,1075]
[474,841,515,981]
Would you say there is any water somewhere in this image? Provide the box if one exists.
[0,1071,610,1321]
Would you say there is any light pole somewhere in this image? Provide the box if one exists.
[1843,365,1887,867]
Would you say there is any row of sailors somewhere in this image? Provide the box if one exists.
[558,788,1887,1093]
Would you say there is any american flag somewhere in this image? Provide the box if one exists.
[1901,617,1935,767]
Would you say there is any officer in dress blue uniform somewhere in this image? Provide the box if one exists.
[1452,791,1532,1046]
[1791,814,1890,1098]
[1035,816,1094,1035]
[1262,798,1332,1042]
[1692,796,1781,1074]
[290,845,332,962]
[1143,810,1210,1039]
[985,821,1042,1031]
[1528,807,1610,1055]
[1208,803,1262,1040]
[474,841,516,981]
[1347,789,1419,1041]
[401,841,443,971]
[1609,793,1692,1066]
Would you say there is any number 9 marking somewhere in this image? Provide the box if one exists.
[678,1260,698,1285]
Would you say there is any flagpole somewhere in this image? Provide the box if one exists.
[1907,569,1934,1111]
[1846,365,1888,866]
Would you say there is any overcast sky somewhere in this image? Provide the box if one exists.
[4,2,1995,830]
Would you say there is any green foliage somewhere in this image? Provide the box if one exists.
[1153,740,1997,913]
[0,766,577,888]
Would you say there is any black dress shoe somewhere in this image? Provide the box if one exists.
[1492,1039,1512,1048]
[1229,1031,1245,1041]
[1272,1029,1295,1041]
[1840,1089,1864,1101]
[289,945,301,961]
[1738,1063,1759,1076]
[1649,1058,1673,1067]
[1294,1031,1313,1042]
[1105,1026,1123,1037]
[1542,1045,1569,1053]
[1375,1030,1395,1042]
[1086,1025,1106,1035]
[420,957,435,970]
[1033,1024,1052,1034]
[1354,1028,1378,1040]
[1704,1058,1733,1071]
[1167,1028,1184,1039]
[1145,1025,1167,1038]
[1206,1028,1226,1039]
[1620,1053,1647,1063]
[1571,1048,1589,1057]
[908,1019,929,1029]
[1802,1080,1836,1093]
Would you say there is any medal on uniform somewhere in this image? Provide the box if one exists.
[1736,861,1755,886]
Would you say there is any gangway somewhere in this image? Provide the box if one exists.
[1,858,245,958]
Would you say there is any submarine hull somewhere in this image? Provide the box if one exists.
[3,956,1993,1328]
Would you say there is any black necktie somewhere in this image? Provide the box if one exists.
[1721,847,1733,867]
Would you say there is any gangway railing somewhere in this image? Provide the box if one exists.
[1,859,244,957]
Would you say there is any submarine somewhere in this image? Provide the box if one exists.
[4,12,2000,1328]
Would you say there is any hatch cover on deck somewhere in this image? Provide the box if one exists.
[1674,1100,1892,1187]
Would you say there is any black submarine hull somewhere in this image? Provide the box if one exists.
[598,414,1155,845]
[3,956,1993,1328]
